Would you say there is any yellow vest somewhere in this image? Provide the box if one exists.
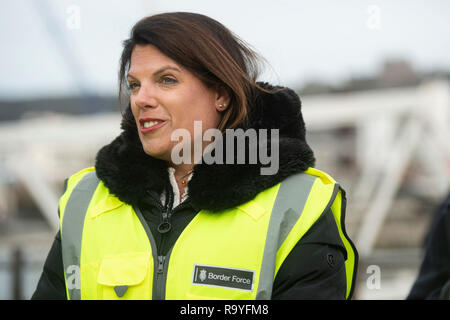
[59,167,357,300]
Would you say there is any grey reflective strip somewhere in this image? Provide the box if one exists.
[256,173,316,300]
[61,171,100,300]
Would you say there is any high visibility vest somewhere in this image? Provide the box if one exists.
[59,167,357,300]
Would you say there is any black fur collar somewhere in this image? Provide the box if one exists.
[95,82,315,211]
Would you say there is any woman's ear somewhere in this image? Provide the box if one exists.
[215,86,231,112]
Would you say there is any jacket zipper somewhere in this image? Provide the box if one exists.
[158,199,172,234]
[157,255,165,273]
[154,255,166,300]
[144,188,193,299]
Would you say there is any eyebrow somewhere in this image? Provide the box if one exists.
[127,65,181,80]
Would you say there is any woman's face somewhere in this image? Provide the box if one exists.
[127,44,227,164]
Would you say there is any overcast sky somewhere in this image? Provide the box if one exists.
[1,0,449,100]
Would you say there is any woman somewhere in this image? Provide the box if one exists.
[32,12,358,300]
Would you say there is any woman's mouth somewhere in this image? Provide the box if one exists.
[139,118,167,133]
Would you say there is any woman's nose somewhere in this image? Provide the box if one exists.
[134,85,158,109]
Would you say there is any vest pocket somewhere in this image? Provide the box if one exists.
[97,252,152,299]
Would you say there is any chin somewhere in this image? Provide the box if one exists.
[141,143,170,161]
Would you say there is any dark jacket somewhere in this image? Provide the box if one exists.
[32,82,356,300]
[407,192,450,299]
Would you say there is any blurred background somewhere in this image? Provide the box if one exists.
[0,0,449,300]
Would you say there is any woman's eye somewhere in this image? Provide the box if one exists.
[127,82,140,91]
[161,76,177,85]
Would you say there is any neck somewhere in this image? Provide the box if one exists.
[167,139,216,194]
[171,163,194,180]
[169,162,194,199]
[169,139,211,179]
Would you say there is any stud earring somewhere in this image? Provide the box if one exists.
[218,103,227,109]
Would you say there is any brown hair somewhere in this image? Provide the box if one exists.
[118,12,274,130]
